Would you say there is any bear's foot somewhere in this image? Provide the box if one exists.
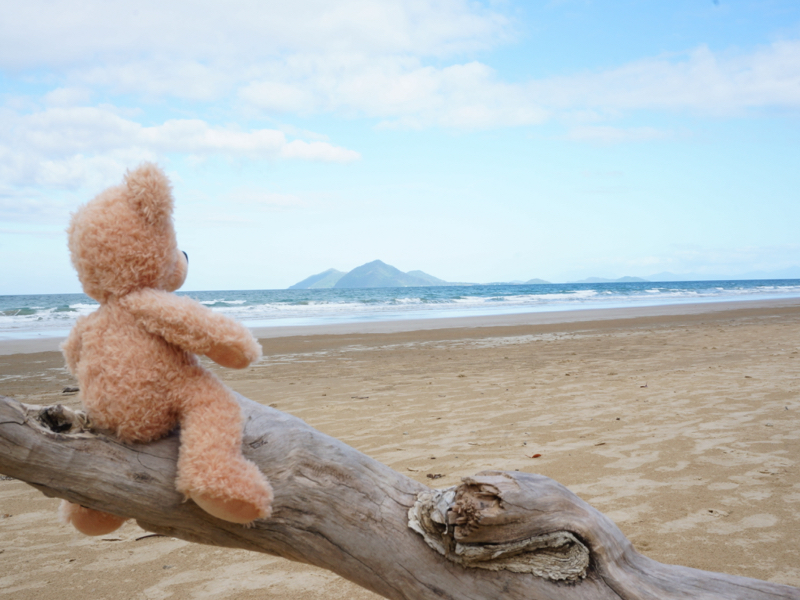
[189,491,269,524]
[178,447,274,525]
[59,500,127,536]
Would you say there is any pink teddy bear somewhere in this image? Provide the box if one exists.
[60,163,273,534]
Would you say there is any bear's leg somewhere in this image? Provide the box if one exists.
[59,500,127,536]
[176,373,274,524]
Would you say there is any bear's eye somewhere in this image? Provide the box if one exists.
[182,251,188,264]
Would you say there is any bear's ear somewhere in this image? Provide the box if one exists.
[124,162,174,225]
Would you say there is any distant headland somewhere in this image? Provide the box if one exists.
[288,260,651,289]
[288,260,800,290]
[289,260,469,289]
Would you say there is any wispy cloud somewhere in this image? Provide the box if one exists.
[0,0,509,70]
[564,126,672,144]
[222,188,307,210]
[667,243,800,273]
[256,40,800,129]
[534,42,800,114]
[598,244,800,279]
[0,107,360,191]
[0,189,74,224]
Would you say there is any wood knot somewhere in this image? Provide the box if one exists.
[248,437,269,450]
[37,405,91,434]
[409,478,590,582]
[451,483,503,538]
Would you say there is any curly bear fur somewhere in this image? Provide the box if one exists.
[60,163,273,535]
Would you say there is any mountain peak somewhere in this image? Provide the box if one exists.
[288,268,345,289]
[290,260,451,289]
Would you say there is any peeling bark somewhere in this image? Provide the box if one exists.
[408,483,591,581]
[1,394,798,600]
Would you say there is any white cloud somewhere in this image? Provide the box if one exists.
[239,82,316,114]
[0,187,74,225]
[0,106,360,191]
[43,87,92,107]
[0,228,62,236]
[3,1,799,133]
[565,125,671,144]
[532,42,800,115]
[277,124,330,142]
[242,58,550,130]
[0,0,526,129]
[0,0,509,69]
[597,244,800,279]
[238,38,800,129]
[279,139,360,162]
[76,60,237,102]
[224,188,306,210]
[669,243,800,272]
[175,187,307,226]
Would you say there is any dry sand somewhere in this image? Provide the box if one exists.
[1,299,799,599]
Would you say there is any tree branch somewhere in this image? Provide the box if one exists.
[1,394,798,600]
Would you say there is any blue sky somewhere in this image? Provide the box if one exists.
[1,0,799,294]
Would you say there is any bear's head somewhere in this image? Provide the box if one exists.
[67,163,188,302]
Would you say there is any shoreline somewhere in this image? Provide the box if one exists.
[3,296,799,356]
[251,296,800,337]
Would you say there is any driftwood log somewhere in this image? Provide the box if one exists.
[1,393,798,600]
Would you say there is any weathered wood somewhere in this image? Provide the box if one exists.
[0,394,798,600]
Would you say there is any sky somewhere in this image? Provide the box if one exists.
[1,0,799,294]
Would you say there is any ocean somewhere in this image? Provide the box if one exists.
[2,279,800,341]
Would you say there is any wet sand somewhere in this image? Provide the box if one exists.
[1,299,800,598]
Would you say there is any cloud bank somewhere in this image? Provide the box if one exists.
[2,1,799,195]
[4,1,797,125]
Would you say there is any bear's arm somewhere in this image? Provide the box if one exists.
[61,313,93,376]
[120,289,262,369]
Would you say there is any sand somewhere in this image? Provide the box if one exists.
[1,299,799,599]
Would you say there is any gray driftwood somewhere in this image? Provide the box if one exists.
[0,393,798,600]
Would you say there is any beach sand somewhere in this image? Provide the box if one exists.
[1,300,799,598]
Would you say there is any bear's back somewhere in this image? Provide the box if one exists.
[76,302,192,442]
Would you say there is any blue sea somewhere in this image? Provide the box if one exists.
[2,279,800,341]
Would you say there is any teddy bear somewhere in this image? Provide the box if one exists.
[59,163,273,535]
